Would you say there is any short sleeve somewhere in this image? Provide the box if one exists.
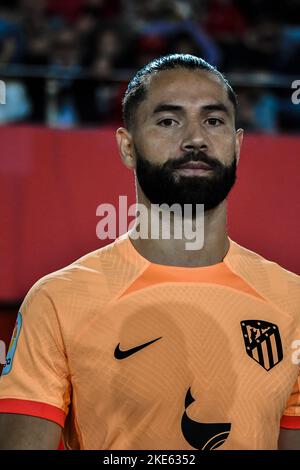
[0,282,71,427]
[280,374,300,430]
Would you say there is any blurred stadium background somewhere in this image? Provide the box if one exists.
[0,0,300,361]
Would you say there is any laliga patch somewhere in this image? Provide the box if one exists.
[2,312,22,376]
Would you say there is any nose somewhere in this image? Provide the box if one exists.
[180,124,209,154]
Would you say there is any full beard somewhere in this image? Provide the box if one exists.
[135,145,237,214]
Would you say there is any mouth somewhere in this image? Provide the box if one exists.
[175,161,213,176]
[177,161,212,170]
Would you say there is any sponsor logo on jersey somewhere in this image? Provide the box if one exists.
[114,337,162,360]
[181,387,231,450]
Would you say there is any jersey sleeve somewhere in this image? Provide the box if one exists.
[0,281,71,427]
[280,374,300,430]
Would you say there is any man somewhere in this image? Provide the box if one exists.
[0,54,299,450]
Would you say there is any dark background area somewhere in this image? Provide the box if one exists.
[0,0,300,132]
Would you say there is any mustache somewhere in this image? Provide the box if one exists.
[163,151,222,171]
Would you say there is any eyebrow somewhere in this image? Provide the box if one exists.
[152,104,184,114]
[201,103,230,116]
[152,102,231,116]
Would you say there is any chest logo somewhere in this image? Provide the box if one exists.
[241,320,283,371]
[114,337,162,360]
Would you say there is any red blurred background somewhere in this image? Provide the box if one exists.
[1,126,300,356]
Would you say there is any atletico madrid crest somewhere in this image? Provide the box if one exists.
[241,320,283,371]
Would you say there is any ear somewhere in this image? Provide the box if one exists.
[235,128,244,164]
[116,127,136,169]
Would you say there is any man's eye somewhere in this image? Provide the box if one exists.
[157,118,178,127]
[206,118,224,126]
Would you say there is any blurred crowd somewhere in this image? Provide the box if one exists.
[0,0,300,132]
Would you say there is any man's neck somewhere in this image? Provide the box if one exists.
[129,200,229,268]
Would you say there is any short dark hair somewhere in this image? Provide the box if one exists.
[122,54,237,130]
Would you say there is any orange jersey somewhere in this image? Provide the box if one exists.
[0,234,300,450]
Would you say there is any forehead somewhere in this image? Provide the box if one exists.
[138,68,233,116]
